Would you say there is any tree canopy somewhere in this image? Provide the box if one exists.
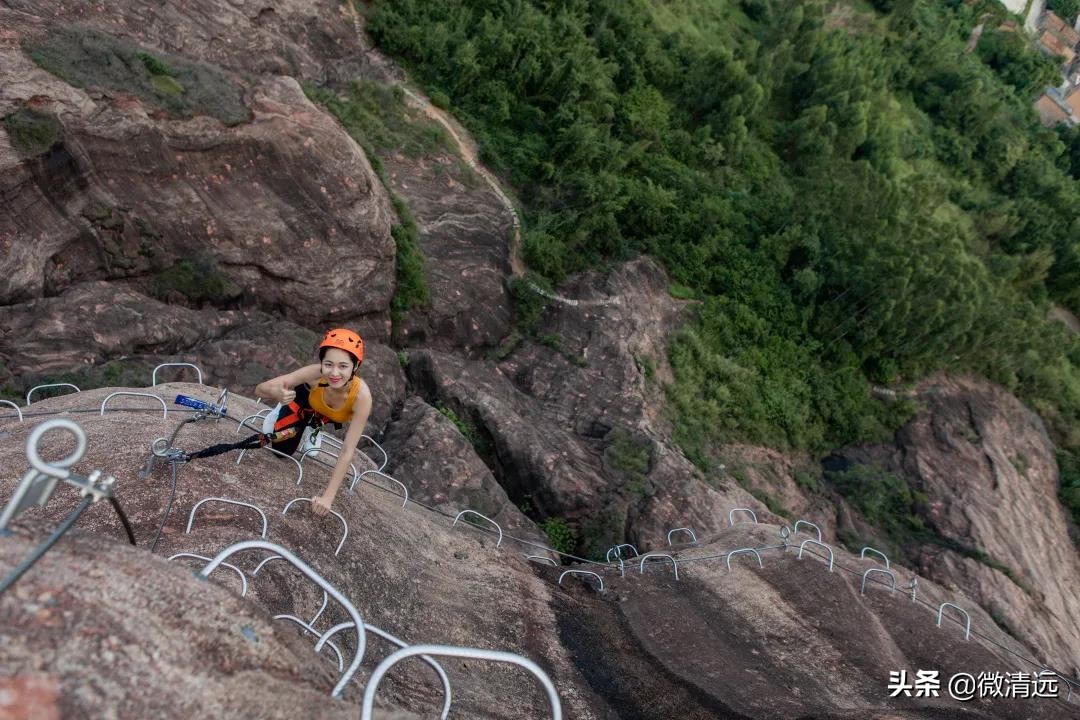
[362,0,1080,523]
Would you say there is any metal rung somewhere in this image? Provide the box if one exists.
[726,547,763,570]
[360,644,561,720]
[936,602,971,641]
[26,383,80,406]
[315,622,453,719]
[728,508,758,526]
[0,400,23,422]
[558,569,604,591]
[638,553,679,580]
[100,392,168,419]
[797,539,834,572]
[195,541,366,698]
[152,362,204,386]
[186,497,269,539]
[282,498,348,556]
[352,469,408,507]
[793,519,822,542]
[452,510,503,547]
[667,527,697,546]
[168,553,247,596]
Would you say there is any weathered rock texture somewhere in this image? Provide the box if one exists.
[380,395,549,550]
[404,260,773,559]
[2,0,1080,715]
[1,386,1072,719]
[381,149,515,353]
[840,377,1080,675]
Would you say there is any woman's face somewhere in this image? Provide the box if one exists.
[321,348,355,389]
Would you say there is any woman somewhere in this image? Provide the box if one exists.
[183,328,372,517]
[254,328,372,516]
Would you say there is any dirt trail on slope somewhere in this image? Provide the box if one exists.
[342,2,622,308]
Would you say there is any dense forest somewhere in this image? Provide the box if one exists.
[357,0,1080,531]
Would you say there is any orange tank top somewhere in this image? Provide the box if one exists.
[307,377,360,424]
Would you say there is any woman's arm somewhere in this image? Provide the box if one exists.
[312,379,373,516]
[254,364,322,404]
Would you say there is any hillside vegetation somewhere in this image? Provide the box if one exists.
[360,0,1080,526]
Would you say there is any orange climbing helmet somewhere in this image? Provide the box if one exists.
[319,328,364,365]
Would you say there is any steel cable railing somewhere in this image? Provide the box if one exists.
[3,400,1079,705]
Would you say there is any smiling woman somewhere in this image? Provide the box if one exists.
[184,328,372,517]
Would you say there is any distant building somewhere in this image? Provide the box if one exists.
[1036,92,1072,126]
[1043,11,1080,47]
[1039,29,1077,63]
[1035,86,1080,126]
[1067,87,1080,116]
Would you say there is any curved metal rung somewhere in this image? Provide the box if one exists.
[252,554,285,576]
[728,508,758,526]
[195,540,366,698]
[725,547,764,570]
[605,543,639,562]
[0,399,23,422]
[936,602,972,641]
[352,470,408,507]
[252,556,332,633]
[860,546,890,569]
[452,510,503,547]
[558,569,604,591]
[168,553,248,596]
[861,568,896,595]
[527,555,558,566]
[25,383,80,407]
[361,434,388,472]
[793,520,822,542]
[235,445,303,486]
[186,497,269,539]
[100,392,168,419]
[282,498,349,556]
[638,553,679,580]
[152,362,204,386]
[273,614,344,671]
[214,388,229,417]
[797,539,835,572]
[667,527,698,546]
[316,622,453,720]
[300,447,358,485]
[235,410,271,434]
[360,644,561,720]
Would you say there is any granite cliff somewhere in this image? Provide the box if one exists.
[1,1,1078,717]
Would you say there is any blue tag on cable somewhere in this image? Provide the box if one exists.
[174,394,211,411]
[174,395,225,416]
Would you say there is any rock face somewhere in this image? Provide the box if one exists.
[1,2,396,394]
[380,396,548,550]
[0,387,1071,719]
[381,146,515,353]
[3,0,1080,715]
[405,258,775,557]
[840,377,1080,675]
[0,64,395,327]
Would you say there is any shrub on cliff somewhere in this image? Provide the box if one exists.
[26,28,249,125]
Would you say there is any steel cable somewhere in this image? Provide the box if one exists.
[5,403,1080,700]
[0,496,94,594]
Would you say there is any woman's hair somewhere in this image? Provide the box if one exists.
[318,346,360,375]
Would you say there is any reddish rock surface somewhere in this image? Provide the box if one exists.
[841,377,1080,675]
[0,386,1073,718]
